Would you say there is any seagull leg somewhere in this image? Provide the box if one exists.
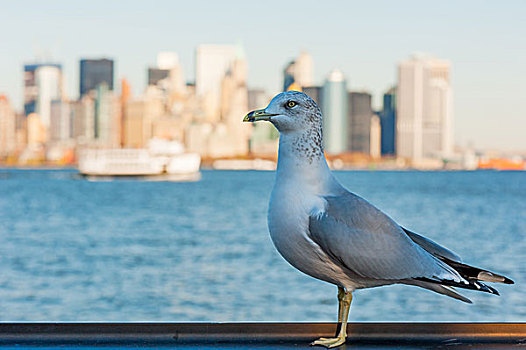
[311,288,352,348]
[315,287,345,341]
[336,286,346,334]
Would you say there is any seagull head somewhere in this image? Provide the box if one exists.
[243,91,322,134]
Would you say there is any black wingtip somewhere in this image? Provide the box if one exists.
[489,286,500,296]
[474,281,500,296]
[503,277,515,285]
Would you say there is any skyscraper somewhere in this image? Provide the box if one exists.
[347,91,373,154]
[195,44,237,121]
[24,63,63,127]
[283,51,313,91]
[322,69,347,154]
[79,58,114,96]
[50,100,72,142]
[370,113,381,159]
[156,52,179,70]
[148,52,185,92]
[94,83,120,147]
[148,68,170,86]
[283,61,296,91]
[248,89,267,111]
[380,87,396,156]
[303,86,323,107]
[73,95,95,142]
[397,54,453,160]
[124,96,164,148]
[195,44,236,98]
[0,95,16,158]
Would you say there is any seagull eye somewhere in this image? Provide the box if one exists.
[286,101,297,108]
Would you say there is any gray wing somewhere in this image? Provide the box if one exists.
[402,228,462,262]
[308,191,460,282]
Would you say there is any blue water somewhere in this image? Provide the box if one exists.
[0,169,524,322]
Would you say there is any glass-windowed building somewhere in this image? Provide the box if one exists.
[79,59,114,96]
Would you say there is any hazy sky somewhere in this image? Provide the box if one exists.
[1,0,525,151]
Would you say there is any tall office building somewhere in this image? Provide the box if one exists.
[148,68,170,86]
[156,52,179,69]
[26,113,46,146]
[283,51,313,91]
[148,52,185,92]
[120,79,131,146]
[370,113,381,159]
[195,45,237,121]
[24,63,63,128]
[322,69,347,154]
[94,83,120,147]
[50,100,72,142]
[347,91,373,154]
[247,89,267,111]
[303,86,323,107]
[73,95,96,142]
[79,58,114,96]
[283,62,295,92]
[397,54,453,160]
[195,44,236,98]
[124,96,164,148]
[380,87,396,156]
[0,95,17,158]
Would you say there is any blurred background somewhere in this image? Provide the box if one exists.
[0,0,524,322]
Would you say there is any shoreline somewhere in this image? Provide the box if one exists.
[0,165,519,172]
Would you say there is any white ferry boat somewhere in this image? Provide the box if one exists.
[78,139,201,181]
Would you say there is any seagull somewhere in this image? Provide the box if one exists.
[243,91,514,348]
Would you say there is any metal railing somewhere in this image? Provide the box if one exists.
[1,322,525,347]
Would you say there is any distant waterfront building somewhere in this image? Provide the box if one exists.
[26,113,46,146]
[156,52,179,70]
[94,83,120,147]
[50,100,72,142]
[247,89,267,111]
[380,87,396,156]
[195,45,238,122]
[303,86,323,108]
[23,63,63,129]
[370,113,381,159]
[0,95,17,158]
[347,91,373,154]
[322,69,347,154]
[195,44,236,98]
[283,51,313,91]
[213,55,250,157]
[148,52,185,93]
[23,63,62,117]
[79,58,114,96]
[73,95,96,142]
[124,96,164,148]
[148,68,170,86]
[120,79,131,146]
[397,54,453,161]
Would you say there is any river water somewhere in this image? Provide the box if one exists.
[0,169,524,322]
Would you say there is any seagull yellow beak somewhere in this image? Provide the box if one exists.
[243,109,278,122]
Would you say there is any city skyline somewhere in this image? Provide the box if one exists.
[0,0,525,152]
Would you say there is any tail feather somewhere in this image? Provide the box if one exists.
[413,258,513,299]
[403,227,513,300]
[442,258,514,285]
[415,276,500,295]
[407,279,472,303]
[478,271,513,284]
